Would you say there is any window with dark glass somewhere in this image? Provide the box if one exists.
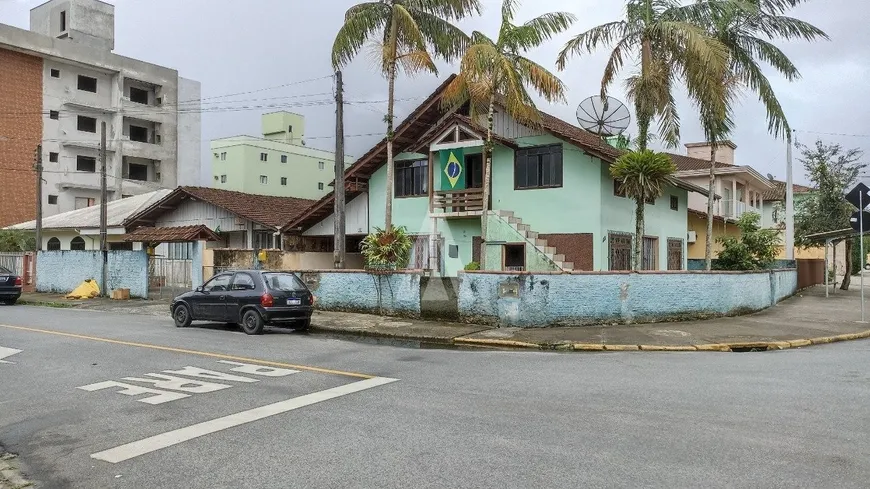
[70,236,86,251]
[670,195,679,210]
[129,86,149,104]
[395,159,428,197]
[465,154,483,189]
[77,75,97,93]
[514,144,562,189]
[47,237,61,250]
[76,155,96,172]
[128,163,148,181]
[129,125,148,143]
[77,116,97,133]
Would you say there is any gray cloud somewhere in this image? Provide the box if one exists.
[1,0,865,185]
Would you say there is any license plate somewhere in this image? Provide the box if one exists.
[286,298,301,306]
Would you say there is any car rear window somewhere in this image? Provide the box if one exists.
[0,266,11,274]
[263,273,307,292]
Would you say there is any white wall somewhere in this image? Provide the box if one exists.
[303,192,369,236]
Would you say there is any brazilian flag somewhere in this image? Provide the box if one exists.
[439,148,465,191]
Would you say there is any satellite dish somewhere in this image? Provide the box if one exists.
[576,96,630,137]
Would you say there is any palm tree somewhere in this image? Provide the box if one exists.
[441,0,574,268]
[610,150,677,269]
[556,0,730,151]
[331,0,482,231]
[695,0,828,270]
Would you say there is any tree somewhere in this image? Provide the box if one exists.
[556,0,729,151]
[441,0,574,268]
[331,0,481,231]
[610,150,677,269]
[0,230,35,252]
[794,140,866,290]
[695,0,828,270]
[715,212,780,270]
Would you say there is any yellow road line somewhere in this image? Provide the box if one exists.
[0,324,374,379]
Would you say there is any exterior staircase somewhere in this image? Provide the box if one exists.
[492,210,574,272]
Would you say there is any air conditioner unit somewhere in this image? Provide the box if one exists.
[687,231,697,243]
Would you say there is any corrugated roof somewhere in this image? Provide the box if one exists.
[5,190,171,230]
[763,179,814,201]
[125,186,316,229]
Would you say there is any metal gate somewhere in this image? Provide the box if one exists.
[608,233,632,271]
[0,253,24,275]
[148,257,192,299]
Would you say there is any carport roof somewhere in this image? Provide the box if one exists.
[122,225,221,243]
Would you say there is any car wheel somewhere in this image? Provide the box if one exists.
[173,304,192,328]
[241,310,264,335]
[294,318,311,331]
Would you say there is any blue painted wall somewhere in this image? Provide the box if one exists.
[456,270,798,327]
[687,259,796,270]
[298,271,422,317]
[36,250,148,297]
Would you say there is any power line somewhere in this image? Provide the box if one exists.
[794,129,870,139]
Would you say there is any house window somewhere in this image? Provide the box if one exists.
[503,244,525,271]
[514,144,563,189]
[608,233,632,271]
[128,163,148,181]
[318,161,325,170]
[318,182,324,190]
[47,195,58,205]
[466,154,484,188]
[70,237,86,251]
[76,155,96,172]
[47,237,61,250]
[168,242,193,260]
[395,159,427,197]
[281,155,288,163]
[220,152,227,161]
[129,86,149,104]
[49,152,58,163]
[281,177,288,186]
[667,238,684,270]
[75,197,95,209]
[49,110,59,120]
[50,68,60,78]
[129,125,149,143]
[220,175,227,183]
[77,75,98,93]
[670,195,679,211]
[641,236,658,270]
[253,230,273,250]
[259,175,268,184]
[110,242,133,251]
[260,153,268,162]
[77,116,97,133]
[60,10,66,31]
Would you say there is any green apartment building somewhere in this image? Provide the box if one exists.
[211,112,353,200]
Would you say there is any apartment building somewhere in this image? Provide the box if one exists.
[211,112,352,200]
[0,0,201,228]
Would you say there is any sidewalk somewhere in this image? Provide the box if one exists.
[15,285,870,352]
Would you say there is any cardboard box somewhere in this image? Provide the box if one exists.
[111,288,130,300]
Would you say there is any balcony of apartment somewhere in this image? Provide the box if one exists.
[121,117,167,160]
[122,156,162,191]
[120,79,167,122]
[721,199,763,220]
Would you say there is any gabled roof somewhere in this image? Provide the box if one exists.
[762,179,814,201]
[5,190,172,231]
[669,153,736,172]
[123,225,222,243]
[124,186,316,230]
[285,75,714,232]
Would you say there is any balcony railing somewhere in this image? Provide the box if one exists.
[722,200,760,219]
[433,188,484,214]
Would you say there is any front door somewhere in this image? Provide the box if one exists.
[195,273,231,321]
[465,153,483,189]
[226,272,258,323]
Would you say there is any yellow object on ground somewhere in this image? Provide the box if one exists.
[66,279,100,299]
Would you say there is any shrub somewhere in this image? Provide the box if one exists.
[464,261,480,271]
[359,226,412,270]
[715,212,780,271]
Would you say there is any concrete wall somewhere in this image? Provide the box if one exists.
[456,270,798,327]
[36,250,148,297]
[297,270,422,317]
[178,77,203,186]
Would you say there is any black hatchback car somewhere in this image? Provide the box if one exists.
[171,270,315,335]
[0,266,23,305]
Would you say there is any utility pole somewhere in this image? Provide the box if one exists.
[100,122,108,297]
[34,144,43,252]
[333,70,346,269]
[785,130,795,260]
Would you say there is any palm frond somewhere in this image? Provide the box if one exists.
[501,0,520,24]
[407,0,483,20]
[732,48,791,138]
[505,12,576,51]
[750,13,829,41]
[556,21,628,70]
[610,150,677,202]
[408,8,472,63]
[515,56,567,105]
[739,35,800,80]
[331,2,390,69]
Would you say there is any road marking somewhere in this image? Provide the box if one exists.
[0,324,372,379]
[0,346,22,364]
[90,376,399,463]
[78,381,190,405]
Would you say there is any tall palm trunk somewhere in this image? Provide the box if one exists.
[634,197,644,270]
[705,144,717,270]
[479,91,496,269]
[384,20,398,232]
[635,39,653,152]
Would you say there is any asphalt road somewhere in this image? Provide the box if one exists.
[1,304,869,489]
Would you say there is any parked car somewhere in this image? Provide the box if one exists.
[170,270,315,335]
[0,266,23,305]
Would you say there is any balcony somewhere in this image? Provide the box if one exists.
[432,188,484,218]
[722,200,761,219]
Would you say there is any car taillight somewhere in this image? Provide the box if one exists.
[260,293,274,307]
[310,295,317,305]
[14,277,22,287]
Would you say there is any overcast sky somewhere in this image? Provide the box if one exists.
[1,0,867,186]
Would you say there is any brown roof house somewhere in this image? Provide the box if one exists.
[283,74,715,275]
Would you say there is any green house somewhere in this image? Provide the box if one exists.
[284,76,710,276]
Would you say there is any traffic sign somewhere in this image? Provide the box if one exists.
[845,182,870,210]
[849,211,870,232]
